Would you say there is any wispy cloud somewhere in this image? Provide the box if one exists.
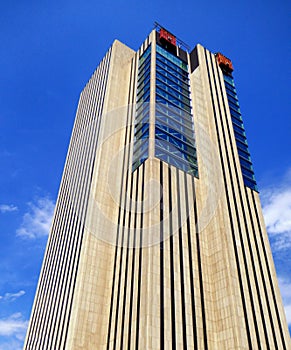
[278,277,291,325]
[0,290,25,302]
[16,197,55,239]
[0,339,24,350]
[261,169,291,251]
[0,313,28,339]
[0,204,18,214]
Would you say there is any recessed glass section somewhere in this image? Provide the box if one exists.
[132,45,151,172]
[132,44,198,177]
[155,45,198,177]
[223,73,258,191]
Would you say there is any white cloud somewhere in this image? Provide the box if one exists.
[284,305,291,326]
[261,169,291,251]
[16,197,55,239]
[0,339,23,350]
[278,277,291,325]
[0,290,25,302]
[0,204,18,213]
[0,313,28,339]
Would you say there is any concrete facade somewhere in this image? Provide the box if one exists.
[24,28,290,349]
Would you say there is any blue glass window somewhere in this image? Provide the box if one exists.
[133,44,198,177]
[234,130,248,143]
[133,45,151,171]
[224,80,237,93]
[136,104,150,124]
[236,139,249,153]
[139,45,151,65]
[156,45,188,71]
[156,88,191,113]
[156,71,189,92]
[237,148,252,162]
[225,86,237,99]
[231,117,244,130]
[156,61,189,83]
[229,108,242,120]
[155,45,197,177]
[223,74,235,86]
[156,103,192,124]
[229,101,241,114]
[241,166,255,180]
[239,157,253,170]
[223,73,257,191]
[232,122,245,135]
[156,115,193,139]
[137,74,151,93]
[243,177,258,192]
[227,94,239,106]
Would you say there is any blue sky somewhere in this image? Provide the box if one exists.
[0,0,290,348]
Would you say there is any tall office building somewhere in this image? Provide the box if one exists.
[24,24,290,349]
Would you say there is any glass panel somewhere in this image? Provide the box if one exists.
[227,94,239,106]
[139,45,151,65]
[223,74,235,86]
[155,127,196,158]
[137,73,151,92]
[230,108,242,119]
[232,117,244,129]
[156,103,192,124]
[224,80,237,93]
[137,91,150,110]
[223,70,257,190]
[132,150,148,172]
[236,139,249,153]
[134,140,148,159]
[225,86,237,99]
[229,101,241,113]
[156,60,189,83]
[154,46,198,177]
[156,72,190,95]
[135,123,149,139]
[156,88,191,113]
[233,122,245,134]
[156,115,193,139]
[137,84,150,103]
[138,63,151,80]
[133,46,151,172]
[243,177,258,191]
[238,148,251,161]
[239,157,253,170]
[138,55,151,72]
[155,144,197,172]
[241,166,255,179]
[234,130,247,144]
[156,78,191,102]
[136,105,150,125]
[156,45,188,71]
[156,71,189,92]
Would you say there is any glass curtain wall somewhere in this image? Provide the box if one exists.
[133,43,198,178]
[132,45,151,171]
[223,73,258,191]
[155,45,198,177]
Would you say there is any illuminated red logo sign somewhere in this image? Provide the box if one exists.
[159,28,177,46]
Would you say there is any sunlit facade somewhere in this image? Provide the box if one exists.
[24,25,290,349]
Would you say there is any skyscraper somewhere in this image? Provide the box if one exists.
[24,24,290,349]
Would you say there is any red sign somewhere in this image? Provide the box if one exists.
[216,53,234,72]
[159,28,176,46]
